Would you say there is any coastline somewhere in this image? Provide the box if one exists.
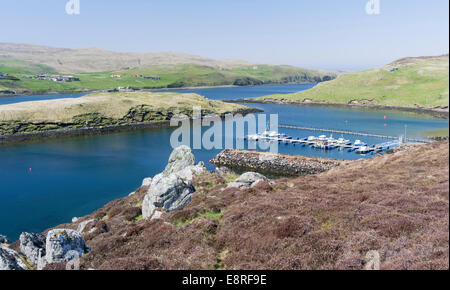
[0,108,262,146]
[0,82,318,98]
[223,98,450,119]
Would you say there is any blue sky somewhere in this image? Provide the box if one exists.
[0,0,448,70]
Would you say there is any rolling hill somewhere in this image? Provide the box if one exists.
[0,43,337,95]
[259,54,449,109]
[0,43,250,73]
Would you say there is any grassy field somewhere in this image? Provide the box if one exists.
[423,128,449,137]
[0,61,336,95]
[259,54,449,108]
[0,91,249,135]
[0,59,57,74]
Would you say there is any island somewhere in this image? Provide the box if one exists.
[0,91,259,144]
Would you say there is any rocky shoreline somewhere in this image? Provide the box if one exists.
[0,145,272,270]
[0,108,262,146]
[2,142,448,270]
[210,149,342,177]
[223,98,450,119]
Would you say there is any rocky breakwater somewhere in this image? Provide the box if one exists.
[210,149,341,176]
[141,145,206,219]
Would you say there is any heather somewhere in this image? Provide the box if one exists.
[43,142,449,270]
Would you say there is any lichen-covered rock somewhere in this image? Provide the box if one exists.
[19,232,46,266]
[142,146,203,219]
[142,173,195,219]
[227,172,270,189]
[142,177,153,187]
[0,235,8,244]
[77,219,96,233]
[163,145,196,176]
[0,245,28,270]
[151,210,163,220]
[176,161,206,181]
[45,229,89,264]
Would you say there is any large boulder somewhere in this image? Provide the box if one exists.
[163,145,196,175]
[0,245,28,270]
[0,235,8,244]
[142,146,205,219]
[142,173,195,219]
[77,219,97,234]
[141,177,153,187]
[176,161,206,181]
[45,229,89,264]
[19,232,46,266]
[227,172,270,189]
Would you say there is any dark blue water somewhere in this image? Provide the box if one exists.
[0,84,448,240]
[0,84,314,105]
[161,83,316,100]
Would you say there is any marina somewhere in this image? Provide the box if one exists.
[245,130,419,155]
[278,124,432,143]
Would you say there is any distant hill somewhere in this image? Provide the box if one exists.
[259,54,449,109]
[0,43,337,95]
[0,43,252,73]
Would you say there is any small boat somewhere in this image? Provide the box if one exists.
[353,139,366,146]
[306,136,317,144]
[324,143,336,150]
[279,133,292,140]
[247,134,259,141]
[335,137,351,146]
[356,145,371,154]
[314,140,335,150]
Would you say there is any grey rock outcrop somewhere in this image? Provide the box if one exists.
[142,146,205,219]
[0,245,28,270]
[19,232,46,266]
[163,145,196,175]
[151,210,163,220]
[142,173,195,219]
[45,229,89,264]
[176,161,206,181]
[0,235,8,244]
[227,172,270,189]
[142,177,152,187]
[77,219,96,234]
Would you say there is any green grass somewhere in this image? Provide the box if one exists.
[0,62,335,94]
[0,91,249,135]
[259,55,449,108]
[0,59,56,74]
[422,128,449,137]
[174,210,223,227]
[0,91,247,123]
[133,214,143,222]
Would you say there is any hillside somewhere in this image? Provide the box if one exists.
[0,91,250,135]
[0,43,336,96]
[259,54,449,109]
[19,141,448,270]
[0,43,249,73]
